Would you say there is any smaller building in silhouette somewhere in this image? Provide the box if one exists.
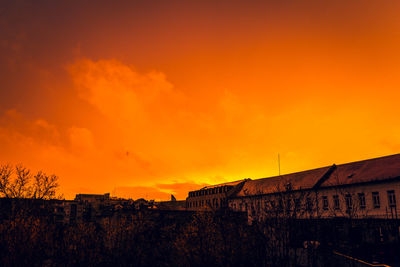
[185,179,248,210]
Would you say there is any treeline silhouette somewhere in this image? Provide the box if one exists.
[0,164,265,266]
[1,164,399,266]
[0,206,269,266]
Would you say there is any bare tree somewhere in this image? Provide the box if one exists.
[0,164,59,199]
[32,171,58,199]
[0,164,13,198]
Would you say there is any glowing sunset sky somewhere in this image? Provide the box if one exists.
[1,0,400,200]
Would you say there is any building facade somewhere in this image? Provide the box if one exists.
[185,180,248,210]
[227,154,400,222]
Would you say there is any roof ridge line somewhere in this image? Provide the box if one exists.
[333,153,400,167]
[312,164,337,190]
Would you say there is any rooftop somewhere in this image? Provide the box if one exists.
[233,153,400,197]
[321,153,400,187]
[199,179,249,190]
[234,166,331,197]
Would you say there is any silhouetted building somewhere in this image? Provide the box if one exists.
[75,193,110,203]
[185,179,248,210]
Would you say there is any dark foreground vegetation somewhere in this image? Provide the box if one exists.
[0,204,265,267]
[1,204,400,267]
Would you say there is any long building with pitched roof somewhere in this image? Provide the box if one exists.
[228,153,400,221]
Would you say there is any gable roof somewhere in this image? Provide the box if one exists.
[234,166,332,197]
[232,153,400,198]
[200,179,247,190]
[320,153,400,187]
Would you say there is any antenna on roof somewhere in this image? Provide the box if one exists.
[278,153,281,176]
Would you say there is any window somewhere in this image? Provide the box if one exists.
[278,199,283,211]
[388,190,396,207]
[372,192,380,209]
[333,195,340,210]
[286,199,291,211]
[306,197,313,211]
[358,193,366,209]
[294,198,301,211]
[270,200,276,209]
[345,194,353,210]
[322,196,329,210]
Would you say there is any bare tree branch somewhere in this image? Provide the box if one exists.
[0,164,13,198]
[0,164,59,199]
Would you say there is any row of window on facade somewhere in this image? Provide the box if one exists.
[322,190,397,211]
[188,186,233,197]
[231,190,397,213]
[187,198,227,208]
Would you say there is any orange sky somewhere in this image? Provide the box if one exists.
[1,0,400,200]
